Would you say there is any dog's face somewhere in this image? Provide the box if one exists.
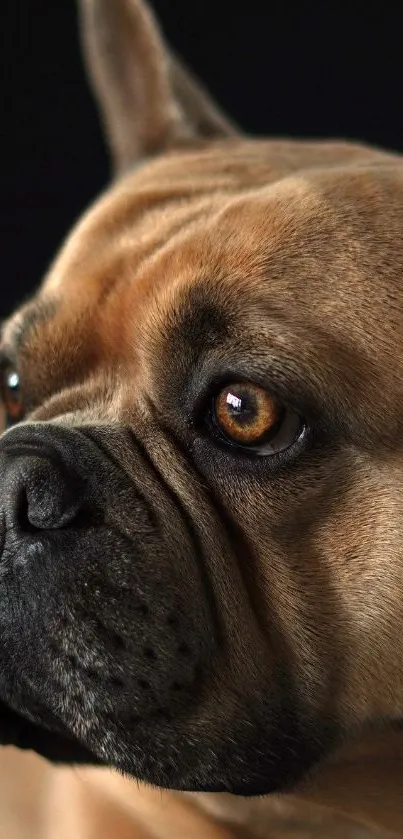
[1,0,403,797]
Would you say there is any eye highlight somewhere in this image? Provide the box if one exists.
[213,383,281,445]
[1,366,25,426]
[211,382,304,456]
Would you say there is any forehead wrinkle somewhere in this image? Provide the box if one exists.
[130,200,307,359]
[43,191,226,301]
[90,201,220,309]
[42,154,251,296]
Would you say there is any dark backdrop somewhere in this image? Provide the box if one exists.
[2,1,402,319]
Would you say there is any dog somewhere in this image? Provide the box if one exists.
[0,0,403,836]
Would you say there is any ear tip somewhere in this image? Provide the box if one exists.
[77,0,240,174]
[77,0,163,55]
[78,0,149,18]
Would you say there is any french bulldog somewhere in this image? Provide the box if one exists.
[1,0,403,835]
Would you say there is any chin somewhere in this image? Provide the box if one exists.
[0,696,333,798]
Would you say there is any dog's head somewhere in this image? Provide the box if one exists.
[1,0,403,797]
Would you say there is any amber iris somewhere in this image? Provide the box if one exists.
[1,368,25,424]
[213,382,283,446]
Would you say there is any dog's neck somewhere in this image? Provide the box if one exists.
[191,728,403,836]
[84,730,403,837]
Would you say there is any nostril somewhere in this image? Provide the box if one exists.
[26,459,83,531]
[4,453,86,533]
[14,486,43,535]
[15,487,32,532]
[0,426,93,535]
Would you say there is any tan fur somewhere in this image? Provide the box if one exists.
[2,1,403,837]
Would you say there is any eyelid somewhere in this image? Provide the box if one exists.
[0,350,17,370]
[185,353,308,416]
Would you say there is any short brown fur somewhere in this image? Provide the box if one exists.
[1,1,403,836]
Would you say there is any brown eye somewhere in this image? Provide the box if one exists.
[1,366,25,425]
[212,382,303,454]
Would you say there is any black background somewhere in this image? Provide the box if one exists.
[2,1,402,319]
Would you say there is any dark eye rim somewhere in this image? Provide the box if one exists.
[191,415,312,478]
[209,400,307,456]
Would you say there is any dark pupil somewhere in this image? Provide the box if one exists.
[226,389,256,425]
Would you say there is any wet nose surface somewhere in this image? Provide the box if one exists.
[0,425,86,533]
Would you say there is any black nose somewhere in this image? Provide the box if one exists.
[1,425,86,532]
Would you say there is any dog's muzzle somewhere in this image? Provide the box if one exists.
[0,423,335,794]
[0,422,220,781]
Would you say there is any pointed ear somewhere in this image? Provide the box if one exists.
[78,0,239,177]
